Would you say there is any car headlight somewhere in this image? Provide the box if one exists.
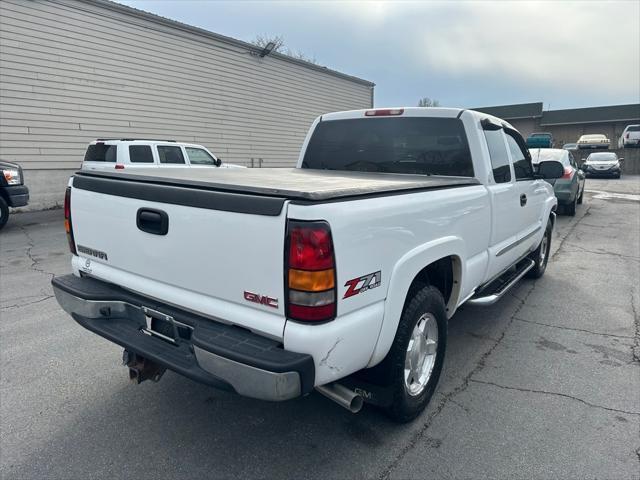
[3,168,21,185]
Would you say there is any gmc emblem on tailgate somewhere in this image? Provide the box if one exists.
[244,291,278,309]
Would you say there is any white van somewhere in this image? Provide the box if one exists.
[81,139,245,171]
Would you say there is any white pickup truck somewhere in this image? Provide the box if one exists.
[52,108,564,422]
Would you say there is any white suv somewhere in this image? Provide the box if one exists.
[81,139,245,171]
[618,125,640,148]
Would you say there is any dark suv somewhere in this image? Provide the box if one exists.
[0,160,29,230]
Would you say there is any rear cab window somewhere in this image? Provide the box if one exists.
[302,117,474,177]
[84,143,117,162]
[157,145,185,164]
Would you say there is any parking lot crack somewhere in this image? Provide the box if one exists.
[1,295,54,310]
[378,281,539,480]
[514,317,635,340]
[380,207,597,480]
[552,206,591,260]
[631,290,640,365]
[469,379,640,416]
[20,225,56,281]
[563,242,640,262]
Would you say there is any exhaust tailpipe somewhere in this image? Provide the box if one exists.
[316,383,363,413]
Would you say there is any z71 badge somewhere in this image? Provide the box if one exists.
[343,271,381,299]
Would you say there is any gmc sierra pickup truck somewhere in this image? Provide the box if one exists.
[52,108,564,422]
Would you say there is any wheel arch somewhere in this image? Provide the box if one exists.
[367,236,465,367]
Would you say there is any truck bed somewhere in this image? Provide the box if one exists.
[73,168,479,203]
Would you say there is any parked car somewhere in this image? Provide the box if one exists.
[618,125,640,148]
[582,152,623,178]
[81,139,245,171]
[577,134,610,149]
[0,160,29,230]
[52,108,564,422]
[530,148,585,216]
[562,143,578,151]
[526,132,554,148]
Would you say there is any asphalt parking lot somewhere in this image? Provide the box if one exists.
[1,177,639,479]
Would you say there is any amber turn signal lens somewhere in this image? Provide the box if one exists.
[288,268,335,292]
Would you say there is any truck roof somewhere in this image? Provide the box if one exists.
[318,107,515,130]
[74,168,479,203]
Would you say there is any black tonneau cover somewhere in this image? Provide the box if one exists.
[74,168,479,202]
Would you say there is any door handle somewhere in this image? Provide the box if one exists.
[136,208,169,235]
[520,194,527,207]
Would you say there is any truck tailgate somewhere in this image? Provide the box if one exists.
[69,174,288,340]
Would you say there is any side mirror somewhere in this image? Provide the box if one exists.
[215,157,222,167]
[536,160,564,179]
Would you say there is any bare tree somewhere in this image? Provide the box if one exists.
[418,97,440,107]
[251,34,318,64]
[252,34,285,52]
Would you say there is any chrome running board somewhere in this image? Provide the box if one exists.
[467,259,535,306]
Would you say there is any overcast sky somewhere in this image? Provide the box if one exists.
[117,0,639,110]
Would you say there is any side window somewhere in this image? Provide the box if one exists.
[483,129,511,183]
[129,145,154,163]
[84,144,117,162]
[157,145,185,164]
[506,132,534,180]
[568,152,576,168]
[185,147,216,165]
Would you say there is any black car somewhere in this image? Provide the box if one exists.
[0,160,29,230]
[581,152,623,178]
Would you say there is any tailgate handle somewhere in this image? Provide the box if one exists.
[136,208,169,235]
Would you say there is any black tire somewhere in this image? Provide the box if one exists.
[0,196,9,231]
[565,194,577,216]
[526,218,552,279]
[382,285,447,423]
[577,187,584,205]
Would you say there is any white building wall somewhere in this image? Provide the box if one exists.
[0,0,374,209]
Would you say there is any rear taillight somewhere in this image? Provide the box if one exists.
[626,133,630,139]
[64,187,77,255]
[364,108,404,117]
[561,167,574,180]
[285,220,336,323]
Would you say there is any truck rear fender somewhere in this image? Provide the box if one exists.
[367,236,465,367]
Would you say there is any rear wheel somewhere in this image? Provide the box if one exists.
[382,285,447,423]
[526,218,552,278]
[0,197,9,230]
[577,187,584,204]
[565,194,577,216]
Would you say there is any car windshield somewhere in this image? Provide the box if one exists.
[302,117,474,176]
[529,149,567,166]
[627,126,640,132]
[587,153,617,161]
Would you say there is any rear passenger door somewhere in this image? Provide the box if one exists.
[156,144,187,168]
[482,122,522,279]
[127,144,157,170]
[505,129,547,255]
